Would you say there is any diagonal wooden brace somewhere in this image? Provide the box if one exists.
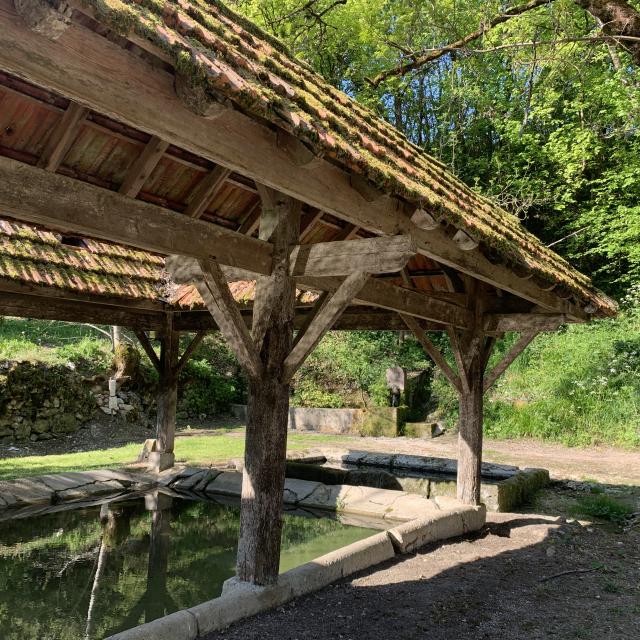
[282,271,370,383]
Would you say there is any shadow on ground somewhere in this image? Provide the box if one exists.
[202,513,640,640]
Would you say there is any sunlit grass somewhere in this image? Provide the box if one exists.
[0,433,350,481]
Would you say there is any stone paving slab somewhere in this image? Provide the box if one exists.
[0,470,153,511]
[314,448,520,479]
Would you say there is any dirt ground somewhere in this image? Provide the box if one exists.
[204,512,640,640]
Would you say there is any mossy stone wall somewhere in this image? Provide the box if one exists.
[0,362,96,443]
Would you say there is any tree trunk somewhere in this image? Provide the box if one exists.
[456,348,484,505]
[576,0,640,64]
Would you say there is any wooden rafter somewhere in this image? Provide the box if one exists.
[185,165,231,218]
[118,135,169,198]
[299,208,325,242]
[37,101,87,172]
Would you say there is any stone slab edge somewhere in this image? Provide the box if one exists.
[105,503,486,640]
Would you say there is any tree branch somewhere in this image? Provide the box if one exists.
[368,0,555,87]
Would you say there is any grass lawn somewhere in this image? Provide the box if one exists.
[0,432,351,481]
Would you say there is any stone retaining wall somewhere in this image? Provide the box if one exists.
[298,449,550,512]
[0,361,96,443]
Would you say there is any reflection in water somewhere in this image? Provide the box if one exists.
[0,492,375,640]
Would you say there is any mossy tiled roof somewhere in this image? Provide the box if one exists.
[0,219,168,301]
[75,0,615,316]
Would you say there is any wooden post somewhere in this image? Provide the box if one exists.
[151,318,179,472]
[236,188,300,585]
[449,279,493,506]
[455,337,485,505]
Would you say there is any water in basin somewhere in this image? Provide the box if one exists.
[0,492,376,639]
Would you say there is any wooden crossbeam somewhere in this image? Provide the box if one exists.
[0,156,273,275]
[400,313,462,394]
[0,8,587,320]
[134,329,161,372]
[298,276,472,329]
[283,271,370,382]
[185,165,231,218]
[192,259,262,379]
[483,331,538,392]
[37,101,87,172]
[119,135,169,197]
[484,313,565,333]
[289,235,414,277]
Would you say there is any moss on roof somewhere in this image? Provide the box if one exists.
[74,0,615,316]
[0,219,167,301]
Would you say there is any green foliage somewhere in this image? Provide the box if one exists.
[232,0,640,298]
[570,495,634,523]
[291,377,343,408]
[292,331,428,408]
[179,357,239,415]
[177,332,246,416]
[0,318,112,373]
[481,287,640,447]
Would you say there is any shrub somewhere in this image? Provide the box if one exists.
[179,358,240,416]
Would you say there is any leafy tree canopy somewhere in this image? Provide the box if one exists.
[231,0,640,297]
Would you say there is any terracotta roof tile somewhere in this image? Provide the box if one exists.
[76,0,615,316]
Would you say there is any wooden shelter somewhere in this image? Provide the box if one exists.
[0,0,616,587]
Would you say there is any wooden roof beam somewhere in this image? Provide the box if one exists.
[0,6,587,320]
[0,290,166,329]
[0,156,273,275]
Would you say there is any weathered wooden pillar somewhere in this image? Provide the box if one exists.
[151,319,179,472]
[455,337,485,505]
[236,188,300,585]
